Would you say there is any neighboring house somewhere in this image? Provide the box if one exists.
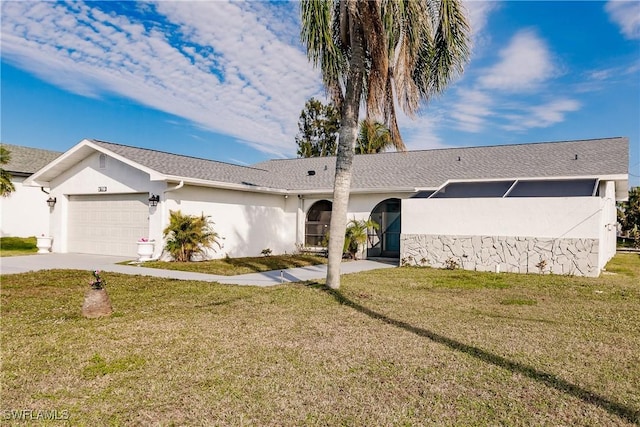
[24,137,628,277]
[0,144,62,237]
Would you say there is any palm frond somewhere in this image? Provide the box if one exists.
[417,0,470,97]
[301,0,347,108]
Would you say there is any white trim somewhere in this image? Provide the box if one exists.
[427,181,451,199]
[296,187,418,196]
[591,179,600,197]
[438,174,627,184]
[159,175,290,195]
[503,180,519,198]
[24,139,162,187]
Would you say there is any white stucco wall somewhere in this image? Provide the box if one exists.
[51,152,153,195]
[402,192,619,275]
[402,197,603,239]
[0,176,51,237]
[300,192,410,223]
[598,181,617,269]
[48,152,158,253]
[164,185,296,258]
[157,190,411,259]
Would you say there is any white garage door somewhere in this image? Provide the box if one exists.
[68,194,149,256]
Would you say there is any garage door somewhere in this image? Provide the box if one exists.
[68,194,149,256]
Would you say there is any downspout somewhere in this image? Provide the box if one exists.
[40,187,54,246]
[297,195,304,247]
[161,180,184,231]
[164,180,185,194]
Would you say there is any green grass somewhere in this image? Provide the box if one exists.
[1,254,639,425]
[135,254,327,275]
[0,236,37,256]
[500,298,537,306]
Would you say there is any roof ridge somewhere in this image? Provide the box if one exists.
[90,139,270,172]
[255,137,626,163]
[1,143,63,155]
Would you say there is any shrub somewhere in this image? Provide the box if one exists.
[536,259,548,273]
[444,258,460,270]
[344,218,379,259]
[163,210,221,262]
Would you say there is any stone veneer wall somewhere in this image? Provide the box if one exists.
[401,234,600,277]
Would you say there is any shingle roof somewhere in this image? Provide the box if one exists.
[1,143,62,176]
[253,137,629,191]
[90,140,272,187]
[34,137,625,193]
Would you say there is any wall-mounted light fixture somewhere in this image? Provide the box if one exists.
[148,194,160,207]
[46,197,57,208]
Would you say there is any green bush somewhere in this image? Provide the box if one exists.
[163,210,221,262]
[344,218,379,259]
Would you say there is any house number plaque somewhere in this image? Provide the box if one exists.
[98,187,107,192]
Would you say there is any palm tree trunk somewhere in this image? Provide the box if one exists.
[326,3,365,289]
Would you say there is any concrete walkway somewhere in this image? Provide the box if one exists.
[0,253,397,286]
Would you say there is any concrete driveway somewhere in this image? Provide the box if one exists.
[0,253,397,286]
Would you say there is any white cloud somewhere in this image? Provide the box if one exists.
[478,29,556,92]
[605,0,640,40]
[463,0,500,50]
[463,0,496,35]
[0,0,591,156]
[0,1,321,156]
[396,113,448,150]
[502,98,581,131]
[449,89,494,132]
[443,27,580,134]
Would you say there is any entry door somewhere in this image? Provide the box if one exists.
[383,211,401,255]
[368,198,401,258]
[68,194,149,256]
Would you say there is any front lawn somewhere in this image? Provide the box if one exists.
[0,236,37,257]
[137,254,327,275]
[1,254,639,425]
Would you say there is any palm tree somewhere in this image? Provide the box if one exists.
[301,0,470,288]
[163,210,221,262]
[344,218,380,258]
[356,120,395,154]
[0,146,16,197]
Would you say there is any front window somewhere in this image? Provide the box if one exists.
[305,200,332,246]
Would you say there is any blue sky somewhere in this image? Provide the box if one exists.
[1,1,639,185]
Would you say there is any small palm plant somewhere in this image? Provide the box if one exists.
[344,218,379,259]
[163,210,221,262]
